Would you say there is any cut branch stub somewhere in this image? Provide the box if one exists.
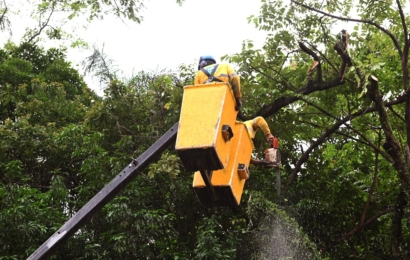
[299,42,322,83]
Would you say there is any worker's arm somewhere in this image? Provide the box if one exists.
[253,116,272,139]
[194,71,205,85]
[227,65,241,98]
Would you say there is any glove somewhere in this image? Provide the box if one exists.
[266,134,275,148]
[235,98,242,111]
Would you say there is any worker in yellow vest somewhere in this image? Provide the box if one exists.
[194,55,242,110]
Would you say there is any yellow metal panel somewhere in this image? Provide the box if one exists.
[193,171,206,187]
[193,122,254,206]
[176,83,237,171]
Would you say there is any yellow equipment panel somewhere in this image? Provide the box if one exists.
[175,83,237,172]
[193,122,254,207]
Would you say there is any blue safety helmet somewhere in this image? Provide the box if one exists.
[198,55,216,70]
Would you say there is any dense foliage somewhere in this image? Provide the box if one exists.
[2,0,410,259]
[224,0,410,258]
[0,42,316,259]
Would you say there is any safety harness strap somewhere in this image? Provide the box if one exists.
[201,64,224,83]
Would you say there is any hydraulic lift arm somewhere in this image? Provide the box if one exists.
[27,122,179,260]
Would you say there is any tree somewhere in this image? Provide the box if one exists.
[0,38,323,259]
[11,0,410,258]
[0,42,101,258]
[223,0,410,258]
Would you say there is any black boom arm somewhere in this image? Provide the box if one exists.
[28,122,179,260]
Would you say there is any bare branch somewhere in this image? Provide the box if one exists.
[252,33,357,120]
[361,146,379,226]
[331,30,350,80]
[253,77,345,120]
[299,42,322,83]
[344,124,392,163]
[304,99,393,163]
[321,207,394,252]
[396,0,408,46]
[389,106,405,123]
[390,191,407,256]
[286,114,350,186]
[27,3,56,42]
[286,95,407,186]
[279,50,299,73]
[0,0,11,35]
[247,62,297,91]
[367,76,410,190]
[290,0,403,58]
[299,41,319,61]
[0,1,7,24]
[312,44,341,77]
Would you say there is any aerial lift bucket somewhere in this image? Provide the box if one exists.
[192,121,254,207]
[175,83,254,207]
[175,82,237,172]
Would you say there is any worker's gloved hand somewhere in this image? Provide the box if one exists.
[235,98,242,111]
[266,134,275,148]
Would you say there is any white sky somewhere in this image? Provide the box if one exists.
[0,0,368,96]
[1,0,267,96]
[69,0,268,95]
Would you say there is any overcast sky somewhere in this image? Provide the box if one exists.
[1,1,358,96]
[68,0,268,95]
[1,0,267,95]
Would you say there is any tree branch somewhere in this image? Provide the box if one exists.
[299,42,322,83]
[396,0,408,46]
[250,34,356,120]
[367,76,410,191]
[344,124,392,163]
[321,207,395,252]
[290,0,403,58]
[286,95,407,186]
[302,99,393,163]
[253,77,345,120]
[0,0,11,35]
[390,191,407,256]
[0,1,7,24]
[389,105,405,123]
[28,3,55,42]
[361,146,379,225]
[247,62,297,91]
